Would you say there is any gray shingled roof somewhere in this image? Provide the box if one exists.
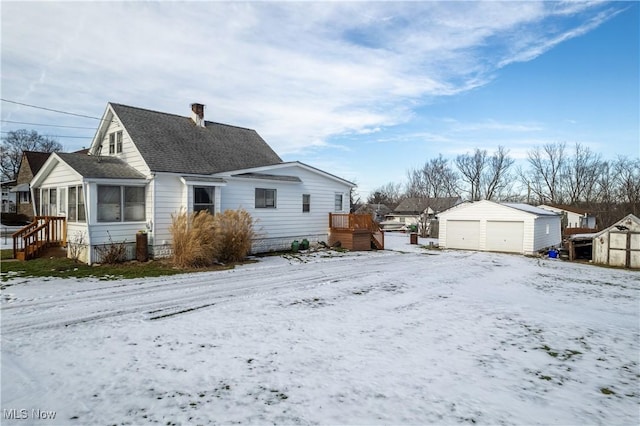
[394,197,461,214]
[57,153,146,180]
[110,103,283,174]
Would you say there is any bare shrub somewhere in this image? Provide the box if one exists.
[213,209,255,263]
[170,210,219,268]
[68,231,86,262]
[95,231,127,264]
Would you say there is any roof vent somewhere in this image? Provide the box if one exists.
[191,103,205,127]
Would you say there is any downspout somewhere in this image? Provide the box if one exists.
[29,185,37,218]
[151,172,156,253]
[83,181,93,265]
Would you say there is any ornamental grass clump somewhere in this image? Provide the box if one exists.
[170,210,219,268]
[213,209,255,263]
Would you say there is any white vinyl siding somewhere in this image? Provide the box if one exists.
[532,216,561,251]
[439,200,561,255]
[220,165,352,248]
[97,113,150,176]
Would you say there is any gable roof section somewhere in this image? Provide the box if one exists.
[32,153,146,187]
[109,103,283,175]
[56,153,146,180]
[594,214,640,237]
[394,197,461,215]
[16,151,52,184]
[23,151,51,174]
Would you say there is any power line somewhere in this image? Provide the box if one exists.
[0,131,92,139]
[1,98,103,121]
[1,120,97,129]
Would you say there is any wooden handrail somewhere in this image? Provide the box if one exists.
[329,213,385,250]
[329,213,377,231]
[12,216,67,260]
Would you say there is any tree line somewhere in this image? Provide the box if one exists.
[366,142,639,228]
[1,129,63,181]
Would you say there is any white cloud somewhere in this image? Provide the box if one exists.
[0,1,620,157]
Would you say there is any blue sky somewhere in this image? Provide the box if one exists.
[1,1,638,199]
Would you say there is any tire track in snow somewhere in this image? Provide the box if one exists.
[2,252,461,335]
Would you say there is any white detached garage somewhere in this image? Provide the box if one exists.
[438,200,561,255]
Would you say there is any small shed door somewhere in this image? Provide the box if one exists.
[486,221,524,253]
[446,220,480,250]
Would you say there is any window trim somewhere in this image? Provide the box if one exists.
[97,184,145,223]
[193,186,215,215]
[40,187,57,216]
[302,194,310,213]
[67,185,86,222]
[334,193,344,212]
[255,188,277,209]
[108,131,123,154]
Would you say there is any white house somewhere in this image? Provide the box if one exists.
[537,204,597,229]
[380,197,461,232]
[1,180,17,213]
[592,214,640,269]
[438,200,561,255]
[29,102,354,263]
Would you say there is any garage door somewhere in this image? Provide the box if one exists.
[486,221,524,253]
[446,220,480,250]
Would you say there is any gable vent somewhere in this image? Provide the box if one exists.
[191,103,205,127]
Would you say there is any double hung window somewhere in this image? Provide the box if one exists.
[255,188,276,208]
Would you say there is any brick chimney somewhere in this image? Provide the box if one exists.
[191,103,205,127]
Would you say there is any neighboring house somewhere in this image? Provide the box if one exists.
[1,180,17,213]
[438,200,561,255]
[355,203,391,223]
[30,102,355,264]
[592,214,640,269]
[381,197,461,233]
[538,204,596,229]
[11,151,51,219]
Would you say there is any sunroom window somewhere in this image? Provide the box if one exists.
[97,185,145,222]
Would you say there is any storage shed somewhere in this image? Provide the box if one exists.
[438,200,561,255]
[592,214,640,269]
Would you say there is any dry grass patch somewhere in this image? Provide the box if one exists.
[170,210,219,268]
[170,209,255,268]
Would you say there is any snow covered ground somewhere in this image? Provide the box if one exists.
[1,233,638,425]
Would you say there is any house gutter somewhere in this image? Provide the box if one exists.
[83,180,93,265]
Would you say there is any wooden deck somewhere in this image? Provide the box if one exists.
[12,216,67,260]
[328,213,384,251]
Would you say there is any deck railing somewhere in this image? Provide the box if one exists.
[12,216,67,260]
[329,213,384,249]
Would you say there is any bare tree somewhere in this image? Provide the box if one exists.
[406,155,459,198]
[563,143,602,204]
[526,142,566,204]
[0,129,62,180]
[483,146,515,201]
[613,156,640,216]
[455,148,486,201]
[367,182,403,209]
